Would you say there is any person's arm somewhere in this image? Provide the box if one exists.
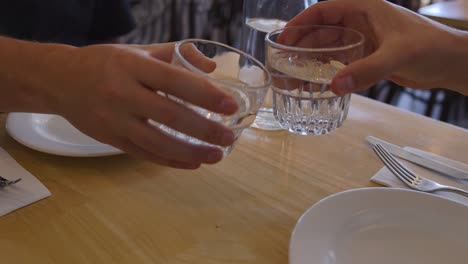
[444,31,468,95]
[0,37,74,113]
[0,37,238,169]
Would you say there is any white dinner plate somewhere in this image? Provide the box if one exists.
[290,188,468,264]
[6,113,123,157]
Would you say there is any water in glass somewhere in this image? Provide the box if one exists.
[269,57,351,135]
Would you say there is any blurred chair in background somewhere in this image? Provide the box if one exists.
[120,0,242,46]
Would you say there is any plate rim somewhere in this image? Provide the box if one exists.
[5,112,124,157]
[289,187,468,264]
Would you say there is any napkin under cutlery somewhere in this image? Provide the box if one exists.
[371,148,468,206]
[0,147,50,216]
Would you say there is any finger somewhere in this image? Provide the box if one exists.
[115,137,201,169]
[136,43,175,62]
[279,26,347,49]
[330,47,400,95]
[280,0,364,45]
[178,43,217,73]
[288,0,353,26]
[127,117,225,165]
[129,54,238,115]
[124,82,235,147]
[138,42,216,73]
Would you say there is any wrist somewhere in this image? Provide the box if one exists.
[0,37,76,113]
[35,43,78,114]
[445,30,468,95]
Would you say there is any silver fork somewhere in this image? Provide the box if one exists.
[373,144,468,197]
[0,176,21,189]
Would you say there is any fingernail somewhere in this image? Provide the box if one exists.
[333,75,355,95]
[206,150,223,163]
[219,98,238,113]
[221,131,235,146]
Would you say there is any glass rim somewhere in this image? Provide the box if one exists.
[174,38,272,89]
[265,25,365,53]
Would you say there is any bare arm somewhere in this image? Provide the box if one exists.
[444,31,468,95]
[0,37,74,113]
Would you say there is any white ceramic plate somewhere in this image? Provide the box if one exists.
[290,188,468,264]
[6,113,123,157]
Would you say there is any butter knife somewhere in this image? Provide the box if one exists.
[403,147,468,172]
[366,136,468,180]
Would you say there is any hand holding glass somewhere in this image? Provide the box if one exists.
[159,39,271,155]
[266,25,365,135]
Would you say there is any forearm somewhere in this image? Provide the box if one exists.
[445,30,468,95]
[0,37,76,113]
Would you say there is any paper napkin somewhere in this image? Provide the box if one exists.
[0,147,51,216]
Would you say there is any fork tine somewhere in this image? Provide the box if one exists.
[373,145,410,184]
[375,144,417,182]
[373,144,417,188]
[378,145,416,182]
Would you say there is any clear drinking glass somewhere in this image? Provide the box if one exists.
[241,0,317,130]
[160,39,271,155]
[265,25,365,135]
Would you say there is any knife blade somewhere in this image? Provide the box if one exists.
[403,147,468,172]
[366,136,468,180]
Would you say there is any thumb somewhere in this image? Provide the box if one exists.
[330,49,399,95]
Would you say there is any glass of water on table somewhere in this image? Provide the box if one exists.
[241,0,317,130]
[265,25,365,135]
[157,39,271,155]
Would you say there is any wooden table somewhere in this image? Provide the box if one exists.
[419,1,468,30]
[1,95,467,264]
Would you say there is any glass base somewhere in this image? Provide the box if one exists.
[250,108,284,131]
[284,118,339,135]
